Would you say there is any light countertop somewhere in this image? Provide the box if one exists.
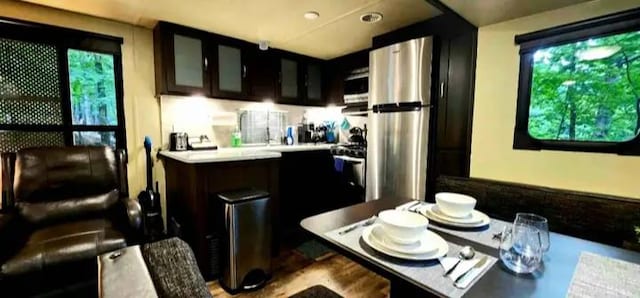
[159,143,333,164]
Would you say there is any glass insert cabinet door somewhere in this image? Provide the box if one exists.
[306,63,322,102]
[173,34,205,88]
[217,44,243,93]
[280,58,299,99]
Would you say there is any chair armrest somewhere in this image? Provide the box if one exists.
[123,198,142,232]
[0,212,15,236]
[0,212,21,266]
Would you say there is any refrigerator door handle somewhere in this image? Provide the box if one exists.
[372,102,431,113]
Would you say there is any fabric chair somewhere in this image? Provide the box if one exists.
[0,146,142,295]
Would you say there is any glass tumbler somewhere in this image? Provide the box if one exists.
[515,213,550,252]
[499,224,543,274]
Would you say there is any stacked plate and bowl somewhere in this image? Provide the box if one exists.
[362,210,449,261]
[419,193,490,228]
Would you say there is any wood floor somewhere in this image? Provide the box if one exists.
[208,249,390,298]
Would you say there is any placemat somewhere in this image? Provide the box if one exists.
[567,252,640,298]
[325,218,497,298]
[396,201,510,249]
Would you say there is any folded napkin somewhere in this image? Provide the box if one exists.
[439,257,491,289]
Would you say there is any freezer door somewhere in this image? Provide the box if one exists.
[369,36,433,107]
[366,107,431,201]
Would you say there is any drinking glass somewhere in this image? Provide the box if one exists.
[499,224,543,274]
[515,213,550,252]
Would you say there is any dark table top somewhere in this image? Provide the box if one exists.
[300,197,640,297]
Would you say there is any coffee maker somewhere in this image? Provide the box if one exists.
[297,123,314,143]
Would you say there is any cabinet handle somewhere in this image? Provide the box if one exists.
[440,82,445,98]
[242,65,247,78]
[305,74,309,87]
[204,57,208,70]
[278,72,282,84]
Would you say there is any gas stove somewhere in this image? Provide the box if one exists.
[330,143,366,159]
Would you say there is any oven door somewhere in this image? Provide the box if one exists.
[333,155,366,203]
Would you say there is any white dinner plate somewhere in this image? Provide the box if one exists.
[422,204,490,228]
[362,225,448,261]
[370,224,438,255]
[429,205,483,224]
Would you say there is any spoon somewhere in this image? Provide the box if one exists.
[443,246,475,276]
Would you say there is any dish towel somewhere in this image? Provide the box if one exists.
[333,157,345,172]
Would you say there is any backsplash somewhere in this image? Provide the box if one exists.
[160,95,367,148]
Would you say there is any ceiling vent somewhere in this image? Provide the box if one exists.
[360,12,383,23]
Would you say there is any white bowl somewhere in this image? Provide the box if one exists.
[435,192,477,218]
[377,209,429,244]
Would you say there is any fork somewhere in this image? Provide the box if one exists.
[339,215,377,235]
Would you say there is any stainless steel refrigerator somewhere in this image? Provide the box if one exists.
[366,37,433,201]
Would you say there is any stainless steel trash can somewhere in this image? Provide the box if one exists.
[219,189,272,293]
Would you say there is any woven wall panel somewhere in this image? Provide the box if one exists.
[0,37,63,125]
[0,131,64,152]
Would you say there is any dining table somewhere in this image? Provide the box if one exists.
[300,197,640,297]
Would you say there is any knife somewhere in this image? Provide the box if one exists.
[454,256,488,285]
[403,200,421,211]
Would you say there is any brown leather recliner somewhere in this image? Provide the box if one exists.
[0,146,142,287]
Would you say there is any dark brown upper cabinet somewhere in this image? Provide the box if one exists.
[245,48,276,101]
[154,22,211,96]
[210,36,248,99]
[154,22,324,105]
[276,54,326,106]
[210,35,277,101]
[305,61,324,105]
[276,54,301,104]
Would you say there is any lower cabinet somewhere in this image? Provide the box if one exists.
[163,158,280,280]
[162,149,356,280]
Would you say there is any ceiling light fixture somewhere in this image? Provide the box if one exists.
[258,40,270,51]
[304,11,320,20]
[360,12,383,23]
[576,45,621,61]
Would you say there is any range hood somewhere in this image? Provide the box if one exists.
[341,103,368,116]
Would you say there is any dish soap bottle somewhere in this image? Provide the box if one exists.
[231,127,242,148]
[285,126,294,145]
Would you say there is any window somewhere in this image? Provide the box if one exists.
[0,18,125,152]
[238,109,287,145]
[514,8,640,154]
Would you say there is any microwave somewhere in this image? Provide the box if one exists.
[343,67,368,104]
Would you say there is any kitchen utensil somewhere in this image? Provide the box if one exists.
[338,215,377,235]
[515,213,550,252]
[435,192,477,218]
[454,256,489,287]
[444,246,475,276]
[402,200,421,211]
[348,127,365,144]
[499,224,543,274]
[378,209,429,244]
[362,225,448,261]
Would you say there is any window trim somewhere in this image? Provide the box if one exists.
[0,17,127,150]
[513,8,640,155]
